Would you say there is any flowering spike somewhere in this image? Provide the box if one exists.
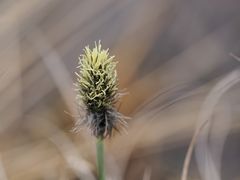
[74,41,127,138]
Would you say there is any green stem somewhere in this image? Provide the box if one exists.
[96,137,105,180]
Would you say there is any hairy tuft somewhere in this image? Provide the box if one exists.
[74,41,127,138]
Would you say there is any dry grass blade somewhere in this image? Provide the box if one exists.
[181,69,240,180]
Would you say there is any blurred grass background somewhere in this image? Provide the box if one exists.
[1,0,240,179]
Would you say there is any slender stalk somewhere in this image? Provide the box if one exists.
[96,137,105,180]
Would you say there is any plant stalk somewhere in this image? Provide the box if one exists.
[96,137,105,180]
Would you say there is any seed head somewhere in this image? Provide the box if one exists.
[74,41,127,138]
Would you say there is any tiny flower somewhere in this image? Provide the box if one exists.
[74,41,127,138]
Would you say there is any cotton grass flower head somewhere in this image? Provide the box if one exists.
[74,41,127,138]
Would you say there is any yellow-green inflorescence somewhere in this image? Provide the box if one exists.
[74,41,127,138]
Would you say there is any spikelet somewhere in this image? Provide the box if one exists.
[74,41,127,138]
